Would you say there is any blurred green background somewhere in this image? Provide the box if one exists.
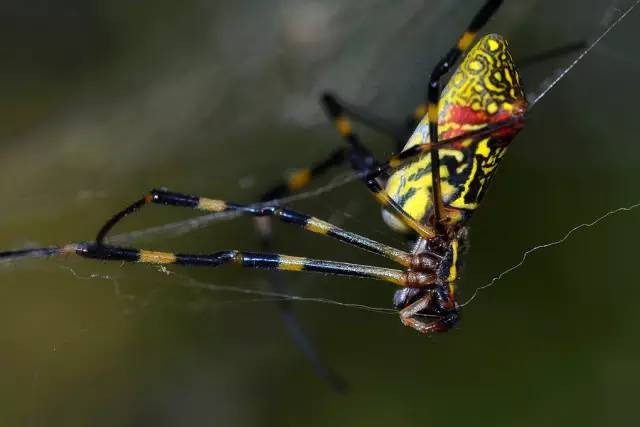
[1,0,639,425]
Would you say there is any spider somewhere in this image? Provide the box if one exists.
[0,0,526,335]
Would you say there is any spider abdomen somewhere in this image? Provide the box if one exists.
[383,34,527,233]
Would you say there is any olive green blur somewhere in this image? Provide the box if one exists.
[1,1,639,425]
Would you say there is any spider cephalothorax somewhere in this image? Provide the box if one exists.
[392,227,470,332]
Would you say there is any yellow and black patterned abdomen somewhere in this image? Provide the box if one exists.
[383,34,527,233]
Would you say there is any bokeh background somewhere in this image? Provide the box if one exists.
[1,0,639,425]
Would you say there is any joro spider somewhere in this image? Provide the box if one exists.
[1,0,527,334]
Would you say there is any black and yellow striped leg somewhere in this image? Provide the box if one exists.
[262,92,398,200]
[322,96,420,152]
[255,146,345,251]
[96,189,413,267]
[426,0,502,227]
[321,93,432,152]
[257,94,397,243]
[259,92,400,209]
[321,92,409,151]
[321,93,379,173]
[76,244,435,287]
[259,147,346,204]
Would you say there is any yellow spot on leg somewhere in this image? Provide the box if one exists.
[428,103,439,122]
[305,217,331,235]
[287,169,312,191]
[61,244,80,255]
[335,116,352,136]
[197,198,227,212]
[278,255,306,271]
[139,250,177,265]
[388,157,403,168]
[457,31,476,50]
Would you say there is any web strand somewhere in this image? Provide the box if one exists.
[155,267,400,316]
[529,0,640,108]
[461,200,640,307]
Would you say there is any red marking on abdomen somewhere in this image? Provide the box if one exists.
[442,100,527,142]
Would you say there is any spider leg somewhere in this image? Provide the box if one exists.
[0,242,424,289]
[258,147,346,204]
[74,243,435,287]
[399,288,459,334]
[96,189,412,267]
[257,91,398,212]
[254,95,383,246]
[321,93,410,151]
